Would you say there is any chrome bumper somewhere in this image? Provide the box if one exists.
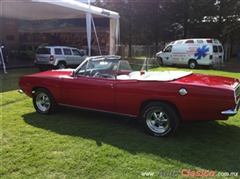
[221,101,240,116]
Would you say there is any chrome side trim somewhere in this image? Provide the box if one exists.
[59,103,137,118]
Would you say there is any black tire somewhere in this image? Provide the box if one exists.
[57,62,66,69]
[156,57,163,66]
[188,60,198,69]
[140,102,180,137]
[33,88,58,114]
[159,58,163,66]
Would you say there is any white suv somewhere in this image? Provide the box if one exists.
[34,46,87,71]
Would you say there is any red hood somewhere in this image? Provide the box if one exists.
[29,69,74,78]
[176,73,239,89]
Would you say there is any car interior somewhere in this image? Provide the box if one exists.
[75,57,134,79]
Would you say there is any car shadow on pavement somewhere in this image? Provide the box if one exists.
[23,107,240,173]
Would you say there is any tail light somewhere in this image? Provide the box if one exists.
[207,39,213,43]
[209,55,213,60]
[50,55,54,61]
[185,40,194,43]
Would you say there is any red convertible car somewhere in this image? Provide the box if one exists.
[19,55,240,137]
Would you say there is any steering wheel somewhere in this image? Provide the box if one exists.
[90,69,102,78]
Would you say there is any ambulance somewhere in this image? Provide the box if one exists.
[156,38,224,69]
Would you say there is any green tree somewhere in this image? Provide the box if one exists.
[95,0,135,57]
[94,0,240,54]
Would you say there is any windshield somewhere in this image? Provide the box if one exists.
[163,45,172,52]
[75,57,133,79]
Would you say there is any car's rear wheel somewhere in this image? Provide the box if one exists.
[188,60,198,69]
[33,88,57,114]
[140,102,179,137]
[57,62,66,69]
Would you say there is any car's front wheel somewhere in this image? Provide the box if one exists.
[33,88,57,114]
[156,57,163,66]
[140,102,180,137]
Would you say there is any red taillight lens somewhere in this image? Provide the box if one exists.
[185,40,194,43]
[50,55,54,61]
[209,55,213,60]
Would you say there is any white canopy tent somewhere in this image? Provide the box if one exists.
[0,0,120,56]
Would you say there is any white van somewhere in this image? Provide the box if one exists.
[156,38,224,69]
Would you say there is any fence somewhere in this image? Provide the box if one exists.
[118,45,157,58]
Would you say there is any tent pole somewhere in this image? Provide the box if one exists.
[91,16,102,55]
[0,47,7,74]
[86,13,92,56]
[116,19,120,55]
[109,19,116,55]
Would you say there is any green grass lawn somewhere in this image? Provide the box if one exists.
[1,67,240,179]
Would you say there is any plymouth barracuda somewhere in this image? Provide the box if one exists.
[18,55,240,137]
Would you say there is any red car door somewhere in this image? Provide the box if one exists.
[61,76,116,112]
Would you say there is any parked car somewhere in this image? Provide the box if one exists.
[156,38,224,69]
[19,55,240,137]
[34,46,87,71]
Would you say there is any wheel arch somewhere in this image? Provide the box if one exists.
[32,86,52,96]
[58,60,66,64]
[139,99,182,121]
[53,59,66,66]
[188,58,197,63]
[32,86,62,104]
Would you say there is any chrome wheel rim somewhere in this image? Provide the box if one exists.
[59,64,65,69]
[36,92,50,112]
[189,62,195,69]
[146,108,170,134]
